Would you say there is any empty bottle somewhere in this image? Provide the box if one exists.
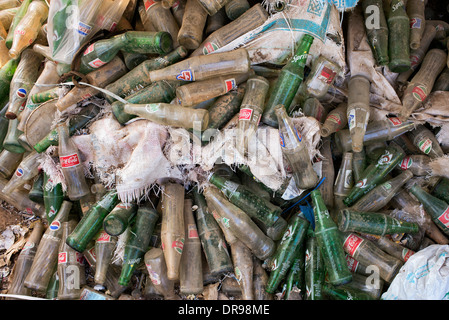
[0,176,45,217]
[275,104,319,190]
[230,239,254,300]
[362,0,389,66]
[366,234,416,262]
[28,171,44,204]
[160,183,185,281]
[24,200,72,292]
[66,190,120,253]
[205,8,227,36]
[57,122,90,201]
[103,202,137,236]
[432,177,449,204]
[144,248,179,300]
[320,103,348,137]
[94,229,117,287]
[196,0,232,16]
[303,55,341,98]
[191,3,268,56]
[0,149,23,179]
[43,173,64,223]
[57,219,86,300]
[334,152,353,212]
[350,170,414,212]
[171,0,186,26]
[347,74,371,153]
[203,186,275,260]
[317,137,335,210]
[177,0,208,50]
[386,0,411,73]
[0,57,19,108]
[341,232,403,283]
[322,283,375,300]
[266,211,309,294]
[2,151,40,195]
[407,125,444,159]
[304,229,325,300]
[179,199,203,295]
[9,0,48,59]
[399,49,447,120]
[4,0,31,49]
[407,0,426,50]
[343,142,406,207]
[253,256,272,300]
[123,103,209,131]
[6,221,44,299]
[119,204,159,286]
[262,34,314,127]
[192,189,234,276]
[396,154,431,176]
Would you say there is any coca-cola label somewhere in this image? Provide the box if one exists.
[96,230,111,242]
[172,238,184,254]
[402,248,415,262]
[410,18,422,29]
[418,139,432,154]
[388,117,402,126]
[239,108,253,121]
[83,43,95,56]
[188,224,199,239]
[437,207,449,229]
[60,153,81,168]
[224,78,236,92]
[58,252,67,264]
[317,66,337,84]
[326,114,341,125]
[202,42,219,55]
[88,58,107,69]
[345,254,359,272]
[378,150,393,165]
[176,69,194,81]
[400,156,413,170]
[16,88,27,98]
[144,0,157,11]
[343,234,364,256]
[412,85,427,102]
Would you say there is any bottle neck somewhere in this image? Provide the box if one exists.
[285,34,314,71]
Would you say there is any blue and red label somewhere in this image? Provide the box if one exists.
[16,88,27,98]
[15,168,23,177]
[49,220,61,231]
[176,69,194,81]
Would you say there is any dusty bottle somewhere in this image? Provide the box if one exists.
[6,221,44,299]
[322,283,374,300]
[111,80,181,125]
[119,204,159,286]
[334,152,353,212]
[337,209,419,236]
[0,57,19,108]
[341,232,403,283]
[66,190,120,253]
[9,0,48,59]
[407,0,425,50]
[28,171,44,204]
[57,123,90,201]
[362,0,389,66]
[346,74,370,153]
[123,103,209,131]
[206,84,245,131]
[57,219,86,300]
[343,142,406,207]
[3,118,26,154]
[317,137,335,210]
[266,211,309,294]
[350,170,414,212]
[366,234,416,262]
[345,272,384,300]
[207,171,286,240]
[5,49,42,119]
[2,151,40,194]
[0,176,45,216]
[103,202,137,236]
[281,246,304,300]
[192,189,233,276]
[196,0,232,16]
[230,239,254,300]
[0,104,9,149]
[104,46,188,101]
[386,0,411,73]
[30,86,69,105]
[45,266,59,300]
[399,49,447,121]
[55,56,128,112]
[34,104,101,153]
[275,104,319,190]
[177,0,208,50]
[433,67,449,92]
[409,184,449,237]
[0,7,18,32]
[94,229,117,286]
[176,71,250,108]
[0,149,22,179]
[304,229,325,300]
[205,7,227,36]
[311,190,352,286]
[160,183,185,281]
[253,256,272,300]
[79,31,173,74]
[225,0,249,20]
[235,75,269,156]
[303,55,341,98]
[144,248,179,300]
[432,177,449,204]
[301,98,330,123]
[191,3,267,56]
[43,173,64,223]
[171,0,187,26]
[179,198,203,295]
[262,34,314,127]
[23,200,72,292]
[140,0,180,48]
[396,154,431,176]
[407,125,444,159]
[320,103,348,137]
[203,186,275,260]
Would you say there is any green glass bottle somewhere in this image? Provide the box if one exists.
[337,209,419,236]
[192,188,233,276]
[103,202,138,236]
[28,171,44,204]
[30,86,66,104]
[33,104,101,153]
[66,190,120,253]
[361,0,389,66]
[409,184,449,237]
[0,57,19,108]
[43,173,64,224]
[45,266,59,300]
[5,0,32,49]
[431,177,449,204]
[343,142,405,207]
[311,189,352,286]
[281,243,305,300]
[265,211,309,294]
[261,34,314,127]
[304,227,325,300]
[208,172,287,240]
[3,118,25,153]
[119,204,159,286]
[322,283,375,300]
[352,150,367,183]
[0,104,9,151]
[386,0,411,73]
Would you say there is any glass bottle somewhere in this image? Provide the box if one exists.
[322,283,375,300]
[177,0,208,50]
[317,137,335,210]
[94,229,117,286]
[396,154,431,176]
[144,247,179,300]
[386,0,411,73]
[2,151,40,194]
[406,0,426,50]
[304,228,325,300]
[230,239,254,300]
[4,0,30,48]
[334,152,353,212]
[253,256,272,300]
[196,0,232,16]
[407,125,444,159]
[43,173,64,223]
[320,103,348,137]
[103,202,137,236]
[361,0,389,66]
[303,55,341,98]
[0,149,22,179]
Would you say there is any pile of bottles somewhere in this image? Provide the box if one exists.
[1,0,449,301]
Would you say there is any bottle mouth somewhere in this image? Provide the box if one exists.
[9,50,18,59]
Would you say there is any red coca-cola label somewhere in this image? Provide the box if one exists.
[239,108,253,120]
[345,255,359,272]
[58,252,67,264]
[144,0,157,11]
[60,153,81,168]
[343,234,364,256]
[437,207,449,229]
[410,55,419,67]
[388,117,402,126]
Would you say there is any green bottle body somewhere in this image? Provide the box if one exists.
[103,202,137,236]
[304,231,325,300]
[387,0,411,73]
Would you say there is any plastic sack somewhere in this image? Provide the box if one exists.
[381,244,449,300]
